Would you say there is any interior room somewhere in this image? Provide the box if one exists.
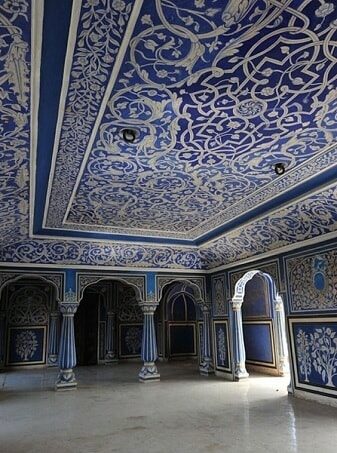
[1,0,337,452]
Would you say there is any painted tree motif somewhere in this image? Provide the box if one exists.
[296,329,312,382]
[310,327,337,387]
[15,330,38,361]
[217,327,227,366]
[125,327,142,354]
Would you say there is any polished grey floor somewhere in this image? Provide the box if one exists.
[1,362,337,453]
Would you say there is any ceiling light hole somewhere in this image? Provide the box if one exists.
[274,162,286,176]
[121,128,137,143]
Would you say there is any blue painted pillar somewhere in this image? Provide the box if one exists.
[0,311,5,368]
[55,290,79,390]
[199,305,214,375]
[274,295,289,375]
[232,297,249,380]
[105,310,118,363]
[47,311,60,366]
[139,303,160,382]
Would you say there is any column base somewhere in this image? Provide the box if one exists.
[199,359,214,376]
[47,354,58,367]
[139,362,160,382]
[278,356,289,376]
[55,368,77,391]
[235,362,249,380]
[105,354,118,365]
[105,352,118,365]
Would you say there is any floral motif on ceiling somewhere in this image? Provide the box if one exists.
[2,1,337,270]
[2,183,337,269]
[0,1,30,245]
[43,0,337,240]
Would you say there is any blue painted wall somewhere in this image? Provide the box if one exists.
[243,323,274,365]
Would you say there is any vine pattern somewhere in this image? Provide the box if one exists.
[7,285,50,325]
[287,251,337,312]
[41,0,337,240]
[212,275,226,317]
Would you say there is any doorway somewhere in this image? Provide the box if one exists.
[75,293,99,366]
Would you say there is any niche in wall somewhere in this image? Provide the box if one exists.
[4,281,53,366]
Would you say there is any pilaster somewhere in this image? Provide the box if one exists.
[47,311,60,366]
[105,310,118,363]
[199,303,214,376]
[0,311,5,369]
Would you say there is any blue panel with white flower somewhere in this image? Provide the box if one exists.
[289,318,337,397]
[119,323,143,358]
[7,326,46,366]
[213,320,231,373]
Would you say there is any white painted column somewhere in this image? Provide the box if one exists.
[232,298,249,380]
[274,295,289,376]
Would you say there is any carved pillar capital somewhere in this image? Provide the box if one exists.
[59,303,79,316]
[200,304,211,314]
[274,295,284,312]
[231,297,243,311]
[139,303,158,315]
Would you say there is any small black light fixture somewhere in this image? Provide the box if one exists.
[274,162,286,176]
[121,128,137,143]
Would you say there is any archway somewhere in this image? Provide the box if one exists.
[75,284,102,366]
[157,280,213,375]
[158,283,200,364]
[231,270,288,380]
[75,280,143,366]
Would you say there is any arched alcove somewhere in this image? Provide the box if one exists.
[0,276,59,369]
[75,279,143,366]
[156,281,205,371]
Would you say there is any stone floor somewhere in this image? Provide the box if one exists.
[1,362,337,453]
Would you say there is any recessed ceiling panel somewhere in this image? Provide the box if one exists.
[42,0,337,241]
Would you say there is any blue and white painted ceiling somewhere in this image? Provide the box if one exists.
[1,0,337,270]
